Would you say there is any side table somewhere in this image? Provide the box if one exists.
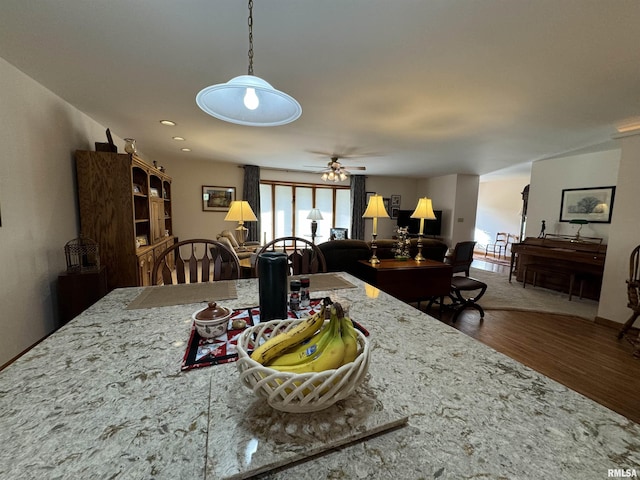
[57,266,109,326]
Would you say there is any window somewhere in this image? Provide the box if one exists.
[260,181,350,243]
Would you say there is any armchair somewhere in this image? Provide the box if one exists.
[216,229,260,260]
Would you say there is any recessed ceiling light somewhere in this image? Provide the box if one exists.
[160,120,176,126]
[181,148,191,152]
[172,136,185,141]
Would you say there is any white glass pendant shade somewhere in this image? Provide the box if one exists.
[196,75,302,127]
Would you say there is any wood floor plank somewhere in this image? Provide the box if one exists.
[423,305,640,424]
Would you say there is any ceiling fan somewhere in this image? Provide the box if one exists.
[305,154,367,182]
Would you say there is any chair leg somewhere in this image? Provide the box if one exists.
[617,312,640,339]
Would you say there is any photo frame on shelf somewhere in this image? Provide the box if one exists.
[391,194,401,207]
[133,184,142,194]
[136,235,148,247]
[202,186,236,212]
[391,207,399,219]
[559,186,615,223]
[149,188,160,198]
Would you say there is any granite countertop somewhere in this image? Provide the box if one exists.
[1,273,638,479]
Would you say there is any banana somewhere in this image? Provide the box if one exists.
[340,315,359,365]
[267,318,334,367]
[250,303,326,365]
[268,303,345,374]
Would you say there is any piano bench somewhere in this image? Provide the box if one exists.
[522,263,577,301]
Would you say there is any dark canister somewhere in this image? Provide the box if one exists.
[258,252,288,321]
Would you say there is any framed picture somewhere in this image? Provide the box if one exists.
[391,194,401,207]
[149,188,160,198]
[383,197,391,214]
[202,186,236,212]
[391,207,399,219]
[365,191,375,205]
[559,186,615,223]
[133,184,142,194]
[136,235,148,247]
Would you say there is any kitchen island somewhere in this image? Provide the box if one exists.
[0,272,638,479]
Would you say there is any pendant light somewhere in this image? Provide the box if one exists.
[196,0,302,127]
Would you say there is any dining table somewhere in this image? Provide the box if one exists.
[1,272,638,479]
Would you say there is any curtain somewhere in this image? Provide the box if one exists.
[242,165,260,243]
[350,175,366,240]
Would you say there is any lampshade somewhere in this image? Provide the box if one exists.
[196,75,301,127]
[410,197,436,220]
[195,0,301,127]
[224,201,258,223]
[307,208,323,221]
[362,195,390,219]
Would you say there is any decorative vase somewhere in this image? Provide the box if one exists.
[124,138,137,154]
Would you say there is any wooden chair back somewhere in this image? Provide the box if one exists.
[152,238,240,285]
[445,241,477,276]
[485,232,508,259]
[627,245,640,312]
[256,236,327,276]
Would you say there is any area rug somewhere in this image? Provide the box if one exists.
[467,267,599,320]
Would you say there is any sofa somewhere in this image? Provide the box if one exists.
[216,230,260,260]
[317,237,448,275]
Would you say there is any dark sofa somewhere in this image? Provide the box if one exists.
[318,238,448,275]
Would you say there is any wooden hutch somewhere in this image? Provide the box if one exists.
[75,150,175,289]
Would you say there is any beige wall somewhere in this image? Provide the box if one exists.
[418,174,479,247]
[526,149,620,242]
[0,57,123,366]
[599,134,640,325]
[476,175,531,248]
[364,176,418,240]
[525,146,633,324]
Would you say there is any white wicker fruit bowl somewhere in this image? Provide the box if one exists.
[236,319,371,413]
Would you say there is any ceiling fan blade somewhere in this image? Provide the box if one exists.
[343,166,366,170]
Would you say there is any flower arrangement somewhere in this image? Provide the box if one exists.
[393,227,411,259]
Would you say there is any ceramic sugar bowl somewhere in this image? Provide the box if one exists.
[192,302,232,339]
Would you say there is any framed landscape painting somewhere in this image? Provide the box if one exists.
[202,186,236,212]
[559,186,615,223]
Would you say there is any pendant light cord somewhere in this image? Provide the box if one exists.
[247,0,254,75]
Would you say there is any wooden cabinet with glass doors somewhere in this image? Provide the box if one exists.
[75,150,175,289]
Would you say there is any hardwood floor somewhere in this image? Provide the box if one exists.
[417,258,640,424]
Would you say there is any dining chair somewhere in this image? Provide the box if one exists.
[255,236,327,276]
[485,232,508,259]
[152,238,240,285]
[617,245,640,351]
[444,241,477,277]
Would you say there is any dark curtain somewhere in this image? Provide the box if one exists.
[350,175,366,240]
[242,165,260,243]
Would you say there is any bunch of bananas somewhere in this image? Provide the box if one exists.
[250,299,360,374]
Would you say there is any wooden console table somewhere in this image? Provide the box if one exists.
[354,259,452,303]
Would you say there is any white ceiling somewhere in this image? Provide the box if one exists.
[1,0,638,178]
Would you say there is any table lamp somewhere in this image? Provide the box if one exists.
[410,197,436,261]
[569,219,589,240]
[224,200,258,250]
[362,194,389,264]
[307,208,323,244]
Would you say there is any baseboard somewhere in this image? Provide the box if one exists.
[594,315,639,335]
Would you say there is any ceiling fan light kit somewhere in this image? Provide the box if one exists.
[195,0,301,127]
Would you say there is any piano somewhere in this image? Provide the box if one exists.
[509,235,607,300]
